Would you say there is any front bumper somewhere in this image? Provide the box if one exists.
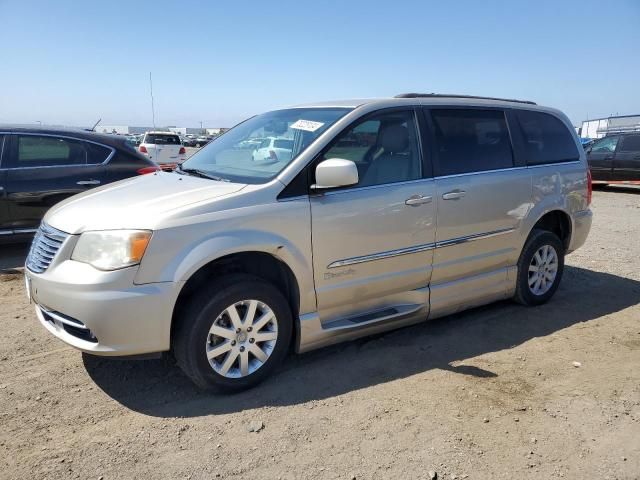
[26,261,182,356]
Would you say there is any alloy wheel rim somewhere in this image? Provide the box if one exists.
[527,244,558,296]
[206,300,278,378]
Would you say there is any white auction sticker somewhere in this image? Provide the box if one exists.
[290,119,325,132]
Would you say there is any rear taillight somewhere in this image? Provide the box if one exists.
[179,146,186,154]
[587,169,593,206]
[269,150,279,161]
[137,166,160,175]
[139,145,148,153]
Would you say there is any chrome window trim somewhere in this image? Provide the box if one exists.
[327,227,515,269]
[526,160,581,169]
[431,160,582,180]
[319,177,435,197]
[0,132,116,170]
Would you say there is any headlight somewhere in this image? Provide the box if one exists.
[71,230,152,271]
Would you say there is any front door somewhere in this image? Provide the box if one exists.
[612,134,640,182]
[310,109,436,324]
[427,108,532,315]
[587,136,619,182]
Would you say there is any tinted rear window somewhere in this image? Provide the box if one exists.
[516,110,579,165]
[144,134,181,145]
[619,135,640,152]
[430,109,514,176]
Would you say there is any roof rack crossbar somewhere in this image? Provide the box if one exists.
[394,93,536,105]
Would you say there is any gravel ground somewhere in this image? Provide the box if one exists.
[0,188,639,480]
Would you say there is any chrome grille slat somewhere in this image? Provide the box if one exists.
[39,236,63,249]
[26,224,69,274]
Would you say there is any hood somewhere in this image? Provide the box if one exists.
[45,172,246,234]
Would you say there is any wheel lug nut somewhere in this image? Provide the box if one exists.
[247,327,252,332]
[249,338,255,344]
[239,346,245,352]
[236,328,241,333]
[231,340,236,346]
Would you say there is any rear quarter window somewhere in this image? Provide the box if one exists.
[516,110,579,165]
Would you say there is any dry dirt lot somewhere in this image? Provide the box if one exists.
[0,188,639,480]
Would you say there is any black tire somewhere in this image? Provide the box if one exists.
[173,274,293,391]
[514,229,565,306]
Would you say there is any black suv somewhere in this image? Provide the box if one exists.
[587,133,640,184]
[0,127,158,241]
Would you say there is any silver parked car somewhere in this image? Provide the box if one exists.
[25,94,593,391]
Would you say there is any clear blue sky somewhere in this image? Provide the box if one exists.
[0,0,638,128]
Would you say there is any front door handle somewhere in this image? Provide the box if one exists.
[442,190,466,200]
[76,180,101,186]
[405,194,432,206]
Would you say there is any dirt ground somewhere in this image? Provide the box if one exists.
[1,188,639,480]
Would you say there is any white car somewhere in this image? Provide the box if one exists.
[251,137,294,162]
[139,131,186,165]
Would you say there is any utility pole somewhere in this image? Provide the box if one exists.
[149,72,156,129]
[200,121,203,133]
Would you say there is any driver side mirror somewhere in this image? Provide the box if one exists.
[312,159,359,190]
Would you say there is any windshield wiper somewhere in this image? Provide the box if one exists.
[176,165,229,182]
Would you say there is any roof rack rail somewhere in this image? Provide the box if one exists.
[394,93,536,105]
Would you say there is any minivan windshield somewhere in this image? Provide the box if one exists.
[179,107,352,184]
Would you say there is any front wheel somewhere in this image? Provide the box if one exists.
[514,229,565,306]
[173,274,293,391]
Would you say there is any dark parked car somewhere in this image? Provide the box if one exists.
[587,133,640,184]
[0,126,158,241]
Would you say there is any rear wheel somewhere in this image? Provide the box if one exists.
[514,229,565,306]
[173,274,293,391]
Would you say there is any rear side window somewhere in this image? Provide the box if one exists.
[85,142,113,164]
[144,134,181,145]
[13,135,88,167]
[619,135,640,152]
[516,110,579,165]
[430,109,514,176]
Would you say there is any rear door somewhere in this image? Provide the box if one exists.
[612,134,640,182]
[587,136,619,181]
[426,107,531,316]
[4,134,113,230]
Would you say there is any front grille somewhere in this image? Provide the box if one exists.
[26,223,69,273]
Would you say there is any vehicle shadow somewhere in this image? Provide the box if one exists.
[594,184,640,194]
[83,265,640,417]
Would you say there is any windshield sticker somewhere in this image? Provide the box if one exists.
[290,119,325,132]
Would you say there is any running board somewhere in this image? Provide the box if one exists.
[322,304,423,332]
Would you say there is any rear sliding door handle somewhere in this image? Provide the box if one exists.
[76,180,101,186]
[442,190,466,200]
[405,194,432,206]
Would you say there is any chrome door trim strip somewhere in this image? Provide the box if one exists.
[328,242,436,268]
[327,227,515,269]
[435,227,515,248]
